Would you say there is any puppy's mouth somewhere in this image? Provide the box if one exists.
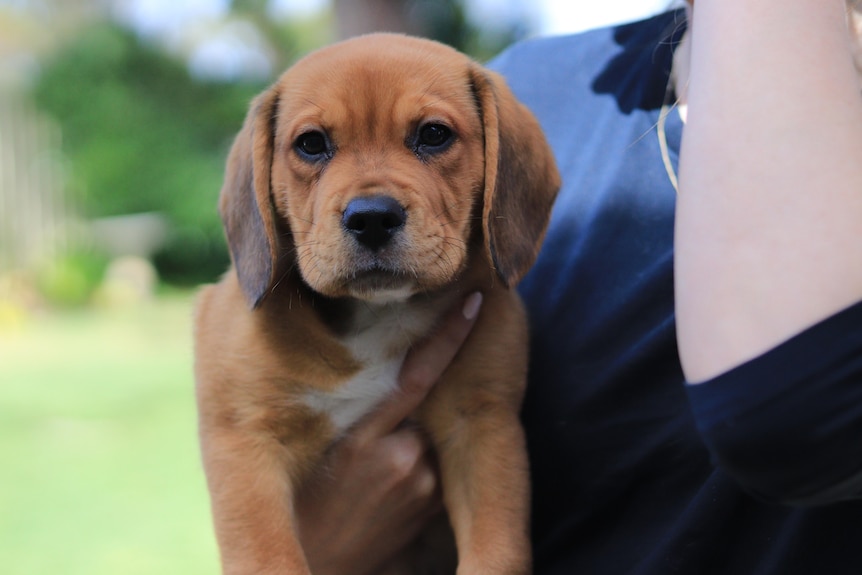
[298,194,462,302]
[345,266,416,302]
[336,194,418,301]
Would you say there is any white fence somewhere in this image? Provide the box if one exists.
[0,96,74,272]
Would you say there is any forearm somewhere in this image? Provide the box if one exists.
[676,0,862,382]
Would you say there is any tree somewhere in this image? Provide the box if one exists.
[31,23,264,284]
[333,0,527,60]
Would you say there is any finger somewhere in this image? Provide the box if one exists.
[358,292,483,439]
[378,428,433,483]
[371,433,442,527]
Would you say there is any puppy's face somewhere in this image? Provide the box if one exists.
[220,34,560,309]
[270,37,485,301]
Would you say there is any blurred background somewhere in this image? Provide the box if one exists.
[0,0,677,573]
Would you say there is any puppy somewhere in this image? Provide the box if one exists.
[194,33,559,575]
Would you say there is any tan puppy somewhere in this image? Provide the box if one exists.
[194,33,559,575]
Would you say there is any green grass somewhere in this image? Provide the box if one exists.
[0,294,220,574]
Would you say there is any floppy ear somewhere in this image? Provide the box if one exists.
[218,88,280,309]
[470,66,561,287]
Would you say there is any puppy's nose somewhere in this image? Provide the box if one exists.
[342,195,407,251]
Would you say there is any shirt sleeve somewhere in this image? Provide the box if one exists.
[685,298,862,506]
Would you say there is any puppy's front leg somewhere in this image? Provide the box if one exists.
[419,294,532,574]
[199,414,329,575]
[422,397,532,574]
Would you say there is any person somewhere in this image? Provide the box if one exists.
[295,1,862,573]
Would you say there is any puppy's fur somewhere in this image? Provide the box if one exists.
[194,34,559,575]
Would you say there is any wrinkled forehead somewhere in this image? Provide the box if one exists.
[272,36,480,138]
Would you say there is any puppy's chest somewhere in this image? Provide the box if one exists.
[301,301,444,434]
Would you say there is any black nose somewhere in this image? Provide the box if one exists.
[342,195,407,251]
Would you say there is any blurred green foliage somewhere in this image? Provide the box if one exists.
[32,23,264,285]
[35,250,110,307]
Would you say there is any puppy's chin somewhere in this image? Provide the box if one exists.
[350,285,417,305]
[345,270,417,303]
[301,267,418,304]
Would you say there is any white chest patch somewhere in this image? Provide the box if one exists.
[300,298,447,435]
[302,353,405,434]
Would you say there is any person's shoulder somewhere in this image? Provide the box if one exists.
[489,9,685,78]
[488,27,611,82]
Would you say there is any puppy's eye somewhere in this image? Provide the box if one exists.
[417,123,452,150]
[294,131,329,159]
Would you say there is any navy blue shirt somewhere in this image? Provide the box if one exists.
[492,10,862,574]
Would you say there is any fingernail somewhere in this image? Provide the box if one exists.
[462,292,483,320]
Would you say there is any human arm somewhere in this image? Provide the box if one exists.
[676,0,862,505]
[295,293,483,575]
[676,0,862,382]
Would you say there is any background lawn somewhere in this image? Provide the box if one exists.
[0,294,220,574]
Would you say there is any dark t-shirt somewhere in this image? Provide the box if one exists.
[491,10,862,574]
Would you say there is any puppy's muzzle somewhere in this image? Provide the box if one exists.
[342,195,407,252]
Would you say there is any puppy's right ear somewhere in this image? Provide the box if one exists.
[219,88,280,309]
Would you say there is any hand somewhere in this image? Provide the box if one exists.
[296,293,483,575]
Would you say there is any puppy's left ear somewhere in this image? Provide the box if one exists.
[470,66,560,287]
